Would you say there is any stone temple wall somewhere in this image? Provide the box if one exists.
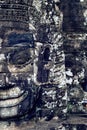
[29,0,67,119]
[0,0,67,120]
[0,0,87,130]
[62,0,87,115]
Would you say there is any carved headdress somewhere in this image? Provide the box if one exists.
[0,0,32,30]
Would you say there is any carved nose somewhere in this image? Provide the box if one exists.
[0,54,9,73]
[0,54,11,86]
[0,73,10,87]
[0,62,9,73]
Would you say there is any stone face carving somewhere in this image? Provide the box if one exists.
[0,1,87,130]
[0,30,38,118]
[0,0,67,119]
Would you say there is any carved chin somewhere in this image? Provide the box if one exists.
[0,86,37,118]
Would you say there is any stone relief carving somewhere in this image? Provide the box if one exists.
[0,0,87,130]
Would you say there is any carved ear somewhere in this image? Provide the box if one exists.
[37,45,50,83]
[33,42,43,85]
[43,46,50,61]
[34,43,51,84]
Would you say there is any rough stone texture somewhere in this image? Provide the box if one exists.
[0,0,87,130]
[0,0,66,120]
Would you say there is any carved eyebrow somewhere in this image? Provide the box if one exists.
[7,32,34,47]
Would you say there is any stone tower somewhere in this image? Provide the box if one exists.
[61,0,87,125]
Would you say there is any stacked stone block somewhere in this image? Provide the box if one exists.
[63,0,87,115]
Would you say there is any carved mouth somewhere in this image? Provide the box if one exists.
[0,91,28,107]
[0,86,25,100]
[0,85,30,118]
[0,82,39,118]
[0,91,30,118]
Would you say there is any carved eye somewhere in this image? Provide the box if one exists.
[9,49,31,66]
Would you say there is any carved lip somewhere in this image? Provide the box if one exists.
[0,106,18,118]
[0,93,30,118]
[0,86,25,100]
[0,91,28,107]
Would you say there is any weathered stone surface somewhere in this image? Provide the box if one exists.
[0,0,87,130]
[0,0,66,120]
